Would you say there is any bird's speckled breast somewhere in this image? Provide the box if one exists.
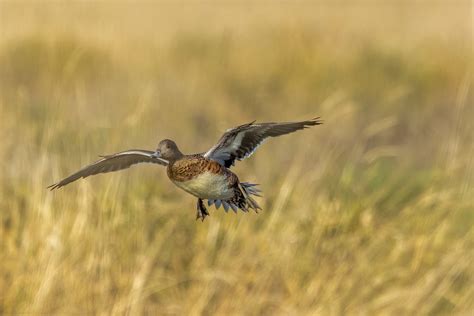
[167,155,237,199]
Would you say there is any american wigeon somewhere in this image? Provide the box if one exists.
[49,117,322,220]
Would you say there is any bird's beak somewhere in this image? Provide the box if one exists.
[151,150,160,159]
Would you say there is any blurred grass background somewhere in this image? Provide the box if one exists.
[0,1,472,315]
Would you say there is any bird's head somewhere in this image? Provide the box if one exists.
[152,139,183,162]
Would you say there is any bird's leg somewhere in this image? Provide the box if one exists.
[196,198,209,221]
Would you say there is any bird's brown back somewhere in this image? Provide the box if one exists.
[167,155,235,183]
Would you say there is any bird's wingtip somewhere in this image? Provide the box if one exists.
[310,116,323,125]
[302,117,323,128]
[47,183,60,191]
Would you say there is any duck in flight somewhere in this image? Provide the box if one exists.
[49,117,322,221]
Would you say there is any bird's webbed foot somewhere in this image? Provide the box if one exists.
[196,198,209,221]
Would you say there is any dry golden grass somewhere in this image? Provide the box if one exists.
[0,2,472,315]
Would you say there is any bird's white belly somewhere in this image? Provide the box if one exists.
[172,172,234,200]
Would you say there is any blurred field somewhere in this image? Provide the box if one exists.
[0,2,472,315]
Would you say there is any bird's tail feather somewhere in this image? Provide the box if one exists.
[207,182,261,213]
[239,182,262,211]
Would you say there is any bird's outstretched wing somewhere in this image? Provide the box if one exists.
[48,149,168,190]
[204,117,322,167]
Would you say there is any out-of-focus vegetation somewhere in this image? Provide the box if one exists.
[0,2,472,315]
